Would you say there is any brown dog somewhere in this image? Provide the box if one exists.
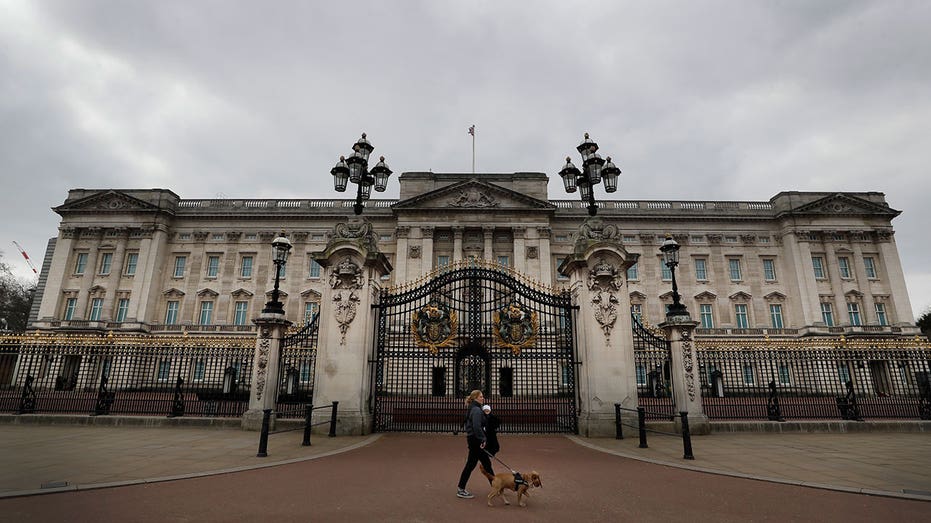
[479,464,542,507]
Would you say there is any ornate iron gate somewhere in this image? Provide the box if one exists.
[276,313,319,419]
[632,317,674,420]
[372,264,578,433]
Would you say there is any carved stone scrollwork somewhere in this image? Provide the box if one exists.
[578,217,620,242]
[875,230,893,242]
[588,258,623,343]
[396,226,410,239]
[193,231,210,242]
[334,291,360,345]
[291,231,308,242]
[226,231,242,241]
[258,231,276,242]
[60,227,77,239]
[706,234,723,245]
[450,189,498,208]
[329,257,364,290]
[333,220,379,252]
[255,327,271,400]
[740,234,756,245]
[526,246,538,259]
[680,328,696,401]
[409,245,421,259]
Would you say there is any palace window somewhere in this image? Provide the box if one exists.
[308,259,321,279]
[165,301,179,325]
[778,364,790,385]
[863,257,877,279]
[437,255,450,268]
[74,252,88,275]
[838,363,851,384]
[193,360,206,382]
[64,298,77,320]
[276,263,286,279]
[89,298,103,321]
[125,253,138,276]
[661,260,672,281]
[199,301,214,325]
[636,364,647,386]
[497,255,509,267]
[234,301,248,325]
[116,298,130,322]
[742,363,755,385]
[847,302,861,326]
[694,258,707,281]
[157,360,171,382]
[626,261,638,281]
[304,302,319,324]
[838,257,852,279]
[240,256,253,278]
[874,302,888,326]
[99,253,113,275]
[556,257,569,280]
[769,304,784,329]
[173,256,186,278]
[821,302,834,327]
[206,255,220,278]
[699,304,714,329]
[762,259,776,281]
[728,258,742,281]
[811,256,825,279]
[631,304,643,323]
[734,304,749,328]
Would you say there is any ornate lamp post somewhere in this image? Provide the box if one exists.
[262,233,293,315]
[331,133,393,215]
[559,133,621,216]
[660,234,689,318]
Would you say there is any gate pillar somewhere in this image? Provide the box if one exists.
[659,318,710,434]
[242,314,292,431]
[559,217,639,437]
[311,220,391,435]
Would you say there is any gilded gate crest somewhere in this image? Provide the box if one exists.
[411,301,458,354]
[493,301,538,355]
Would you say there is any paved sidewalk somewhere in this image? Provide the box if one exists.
[1,423,929,500]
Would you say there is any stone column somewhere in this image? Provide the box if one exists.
[102,228,128,321]
[483,226,494,260]
[659,317,709,434]
[75,230,102,318]
[512,227,526,273]
[132,225,169,327]
[453,227,464,263]
[311,219,391,435]
[394,226,409,285]
[420,226,434,276]
[242,313,293,430]
[559,217,639,437]
[537,227,553,286]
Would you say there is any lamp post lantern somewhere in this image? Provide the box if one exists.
[559,133,621,216]
[660,234,689,318]
[262,233,293,315]
[331,133,393,215]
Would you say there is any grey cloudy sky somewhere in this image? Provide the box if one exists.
[1,1,929,320]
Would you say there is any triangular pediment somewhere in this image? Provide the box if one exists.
[729,291,752,301]
[781,193,899,217]
[163,288,185,298]
[694,291,717,301]
[658,291,675,301]
[54,190,161,214]
[392,179,555,211]
[300,289,322,299]
[844,289,864,298]
[764,291,787,301]
[197,288,219,298]
[231,288,254,298]
[265,289,288,298]
[629,291,647,301]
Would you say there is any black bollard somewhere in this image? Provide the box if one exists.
[637,406,648,448]
[328,401,339,437]
[680,412,694,460]
[256,409,271,457]
[615,403,623,440]
[302,404,313,446]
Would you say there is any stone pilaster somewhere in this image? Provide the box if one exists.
[242,313,292,431]
[394,226,409,285]
[420,226,434,275]
[659,317,710,434]
[453,226,464,263]
[559,216,638,437]
[311,219,391,435]
[483,226,493,260]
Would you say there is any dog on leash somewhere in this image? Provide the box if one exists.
[479,464,542,507]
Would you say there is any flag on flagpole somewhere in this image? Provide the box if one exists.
[468,125,475,136]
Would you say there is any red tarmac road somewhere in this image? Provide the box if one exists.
[1,433,927,522]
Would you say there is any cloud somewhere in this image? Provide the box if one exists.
[1,0,928,320]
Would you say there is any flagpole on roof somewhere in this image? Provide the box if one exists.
[469,125,475,174]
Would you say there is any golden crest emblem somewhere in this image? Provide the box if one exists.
[411,301,458,354]
[493,301,538,355]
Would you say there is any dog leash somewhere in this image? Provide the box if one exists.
[483,448,517,474]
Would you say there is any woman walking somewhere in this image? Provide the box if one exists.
[456,390,494,499]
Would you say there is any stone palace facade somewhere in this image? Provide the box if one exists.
[31,171,917,338]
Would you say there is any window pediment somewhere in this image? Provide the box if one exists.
[231,288,254,298]
[197,288,219,298]
[163,288,185,298]
[729,291,752,301]
[694,291,717,301]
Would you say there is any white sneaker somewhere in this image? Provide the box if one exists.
[457,488,474,499]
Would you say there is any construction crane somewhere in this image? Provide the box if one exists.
[12,241,38,277]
